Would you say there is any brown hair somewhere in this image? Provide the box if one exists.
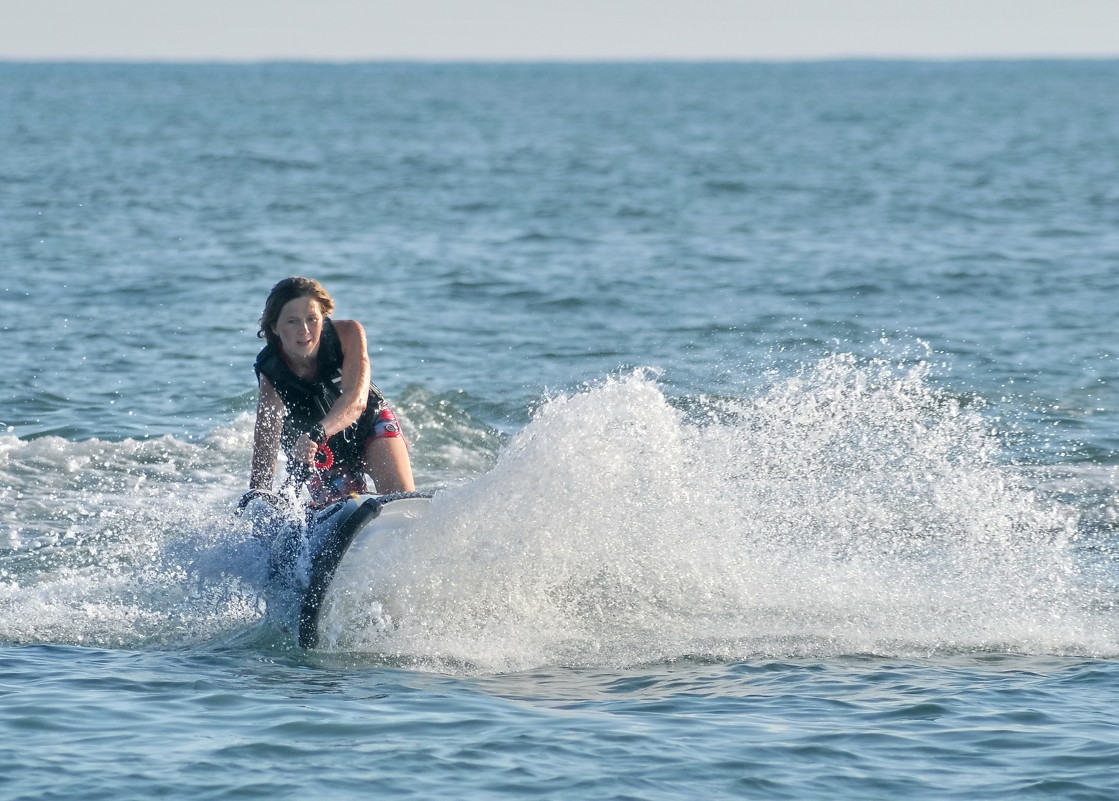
[258,276,335,350]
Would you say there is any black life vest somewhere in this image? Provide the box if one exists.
[254,318,384,466]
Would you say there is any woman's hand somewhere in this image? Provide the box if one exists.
[292,432,319,465]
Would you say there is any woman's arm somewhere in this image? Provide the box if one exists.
[317,318,371,438]
[249,375,285,489]
[288,319,373,467]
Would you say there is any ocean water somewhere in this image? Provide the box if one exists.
[2,61,1119,799]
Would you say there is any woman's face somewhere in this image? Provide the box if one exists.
[272,295,324,360]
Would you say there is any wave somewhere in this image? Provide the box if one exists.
[318,357,1116,671]
[0,390,501,649]
[2,359,1116,671]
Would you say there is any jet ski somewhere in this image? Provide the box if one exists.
[238,489,432,647]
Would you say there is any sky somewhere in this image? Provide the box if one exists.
[1,0,1117,61]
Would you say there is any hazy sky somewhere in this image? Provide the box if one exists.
[1,0,1117,61]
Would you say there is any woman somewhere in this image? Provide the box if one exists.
[247,276,415,505]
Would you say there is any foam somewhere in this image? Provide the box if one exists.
[317,359,1109,671]
[2,360,1112,668]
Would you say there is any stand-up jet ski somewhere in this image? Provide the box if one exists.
[238,481,431,648]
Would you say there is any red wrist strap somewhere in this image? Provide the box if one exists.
[313,444,334,469]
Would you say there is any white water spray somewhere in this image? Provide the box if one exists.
[1,359,1111,668]
[312,357,1106,670]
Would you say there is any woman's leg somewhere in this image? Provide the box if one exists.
[363,435,415,493]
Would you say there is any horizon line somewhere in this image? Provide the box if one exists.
[3,53,1119,66]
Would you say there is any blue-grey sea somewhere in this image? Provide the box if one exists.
[3,61,1119,799]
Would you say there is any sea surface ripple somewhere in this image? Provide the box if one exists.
[2,61,1119,800]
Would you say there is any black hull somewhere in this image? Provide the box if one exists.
[296,491,431,648]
